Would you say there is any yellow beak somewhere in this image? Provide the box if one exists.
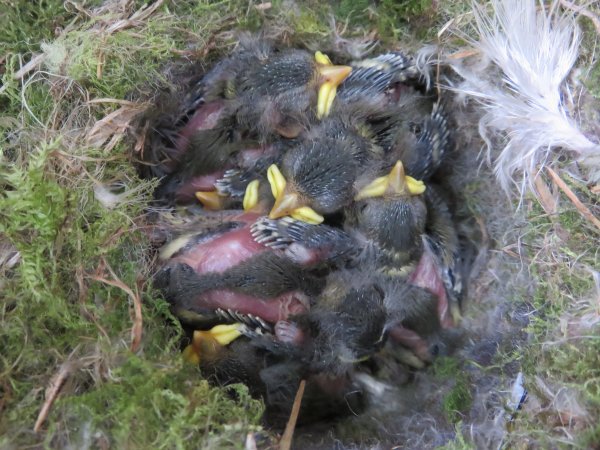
[355,161,426,201]
[266,164,325,224]
[316,64,352,119]
[269,191,300,220]
[242,180,260,212]
[182,324,243,365]
[195,191,227,210]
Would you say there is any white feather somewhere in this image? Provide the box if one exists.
[445,0,600,196]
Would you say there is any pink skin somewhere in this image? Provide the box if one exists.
[389,246,454,360]
[174,171,226,203]
[174,100,226,152]
[168,213,315,325]
[389,83,414,104]
[173,213,265,274]
[237,145,277,167]
[409,247,454,328]
[275,320,306,345]
[173,145,277,204]
[283,243,337,266]
[389,325,431,361]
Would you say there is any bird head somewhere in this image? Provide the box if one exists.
[266,163,324,224]
[355,160,425,201]
[314,51,352,119]
[266,139,358,223]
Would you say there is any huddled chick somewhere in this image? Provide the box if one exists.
[141,38,469,426]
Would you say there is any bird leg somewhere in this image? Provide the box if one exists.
[274,320,306,346]
[251,216,357,266]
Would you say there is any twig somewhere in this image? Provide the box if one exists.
[534,174,558,216]
[279,379,306,450]
[34,361,76,432]
[560,0,600,35]
[89,258,143,352]
[13,53,46,80]
[546,167,600,232]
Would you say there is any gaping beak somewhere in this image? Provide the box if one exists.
[269,191,301,220]
[242,180,260,212]
[195,190,227,210]
[266,164,324,224]
[355,161,426,201]
[315,52,352,119]
[182,324,243,365]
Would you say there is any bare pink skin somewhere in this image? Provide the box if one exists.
[389,325,431,361]
[168,213,312,324]
[283,243,335,266]
[174,171,226,203]
[275,320,306,345]
[237,145,276,167]
[175,100,226,152]
[409,248,454,329]
[173,145,277,204]
[192,290,308,323]
[173,213,265,274]
[389,246,454,361]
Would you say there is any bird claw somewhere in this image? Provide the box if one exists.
[251,217,296,249]
[215,308,274,335]
[214,169,245,196]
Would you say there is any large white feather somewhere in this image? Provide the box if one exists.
[445,0,600,196]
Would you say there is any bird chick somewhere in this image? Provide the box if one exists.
[246,270,388,378]
[155,209,364,329]
[153,45,351,205]
[351,160,427,268]
[265,117,382,223]
[376,100,451,180]
[335,51,420,112]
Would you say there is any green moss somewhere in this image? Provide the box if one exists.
[47,358,264,449]
[587,60,600,99]
[0,2,276,446]
[443,379,473,423]
[0,0,99,55]
[502,196,600,447]
[432,358,474,424]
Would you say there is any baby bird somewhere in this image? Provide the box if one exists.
[248,274,388,377]
[265,107,385,223]
[376,100,451,181]
[351,160,428,268]
[265,138,361,224]
[155,205,365,330]
[335,51,420,112]
[154,46,352,205]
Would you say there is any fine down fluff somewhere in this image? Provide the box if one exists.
[444,0,600,196]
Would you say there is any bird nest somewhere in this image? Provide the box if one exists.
[1,1,599,449]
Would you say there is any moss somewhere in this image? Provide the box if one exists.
[587,60,600,99]
[433,358,474,424]
[0,0,99,55]
[500,197,600,447]
[47,358,264,449]
[0,1,278,446]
